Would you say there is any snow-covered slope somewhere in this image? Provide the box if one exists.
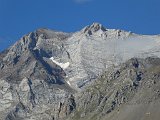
[55,23,160,88]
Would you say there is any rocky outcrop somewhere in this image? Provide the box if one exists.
[67,57,160,120]
[0,76,75,120]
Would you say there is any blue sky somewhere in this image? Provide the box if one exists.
[0,0,160,51]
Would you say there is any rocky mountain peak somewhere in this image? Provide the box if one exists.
[89,22,107,31]
[82,22,107,35]
[81,23,131,39]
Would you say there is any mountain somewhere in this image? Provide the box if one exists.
[68,57,160,120]
[0,23,160,120]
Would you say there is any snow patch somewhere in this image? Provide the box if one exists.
[67,81,71,86]
[50,57,70,70]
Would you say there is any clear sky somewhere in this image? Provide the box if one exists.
[0,0,160,51]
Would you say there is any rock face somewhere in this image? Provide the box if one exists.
[68,57,160,120]
[0,29,75,120]
[0,23,160,120]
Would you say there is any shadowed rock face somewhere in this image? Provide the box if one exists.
[0,23,160,120]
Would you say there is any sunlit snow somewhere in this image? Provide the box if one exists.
[50,57,70,70]
[67,81,71,86]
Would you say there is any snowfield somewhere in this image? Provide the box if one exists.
[50,57,70,70]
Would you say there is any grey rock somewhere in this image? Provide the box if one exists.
[0,23,160,120]
[68,57,160,120]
